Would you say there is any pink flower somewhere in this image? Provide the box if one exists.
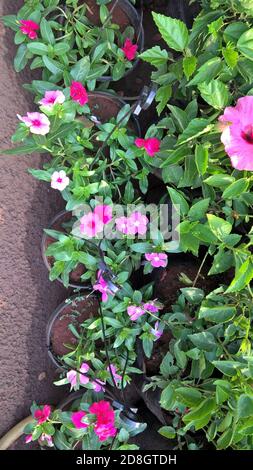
[121,38,138,61]
[80,212,104,238]
[135,137,161,157]
[127,305,145,321]
[51,170,69,191]
[70,81,88,106]
[94,423,117,442]
[17,112,50,135]
[94,205,113,224]
[143,301,162,313]
[127,211,148,236]
[107,364,122,383]
[150,321,164,341]
[25,434,33,444]
[39,90,65,108]
[39,433,54,447]
[92,380,105,392]
[20,19,40,40]
[219,96,253,170]
[145,252,168,268]
[67,363,90,390]
[93,271,114,302]
[34,405,51,425]
[115,216,129,234]
[71,410,88,429]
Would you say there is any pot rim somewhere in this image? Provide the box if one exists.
[46,292,95,369]
[87,90,141,136]
[96,0,144,82]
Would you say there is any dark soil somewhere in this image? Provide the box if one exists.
[88,92,125,123]
[50,296,99,357]
[43,211,85,285]
[84,0,132,31]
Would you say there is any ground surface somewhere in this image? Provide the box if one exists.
[0,0,188,450]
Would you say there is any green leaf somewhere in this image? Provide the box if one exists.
[195,144,208,175]
[188,199,210,221]
[188,331,216,351]
[208,248,234,275]
[222,178,249,199]
[112,62,125,81]
[160,385,175,410]
[14,44,28,72]
[177,119,212,145]
[198,305,236,323]
[204,174,235,188]
[238,29,253,60]
[183,56,197,80]
[70,57,90,82]
[238,395,253,419]
[42,55,65,74]
[28,168,52,182]
[181,287,205,304]
[139,46,168,66]
[27,42,49,55]
[207,214,232,242]
[40,18,55,45]
[158,426,176,439]
[152,13,189,52]
[130,242,153,253]
[198,80,229,110]
[2,143,41,155]
[217,428,234,450]
[48,122,77,141]
[167,187,189,216]
[156,85,172,115]
[226,258,253,293]
[183,398,216,423]
[187,57,222,86]
[212,360,242,377]
[175,387,202,406]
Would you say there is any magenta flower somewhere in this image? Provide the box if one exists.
[34,405,51,425]
[95,423,117,442]
[25,434,33,444]
[92,379,105,392]
[115,216,129,234]
[121,38,138,61]
[39,433,54,447]
[150,321,164,340]
[135,137,161,157]
[94,205,113,224]
[17,112,50,135]
[51,170,69,191]
[145,252,168,268]
[219,96,253,170]
[107,364,122,383]
[143,301,162,313]
[39,90,65,108]
[71,410,88,429]
[93,271,112,302]
[80,212,104,238]
[127,305,145,321]
[67,363,90,390]
[127,211,148,236]
[20,19,40,40]
[70,81,88,106]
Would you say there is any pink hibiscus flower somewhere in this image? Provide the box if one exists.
[70,81,88,106]
[80,212,104,237]
[127,305,145,321]
[20,19,40,40]
[94,205,113,224]
[150,321,164,340]
[121,38,138,61]
[219,96,253,170]
[135,137,161,157]
[71,410,88,429]
[66,363,90,390]
[51,170,69,191]
[145,252,168,268]
[39,90,65,108]
[17,112,50,135]
[127,211,148,236]
[34,405,51,425]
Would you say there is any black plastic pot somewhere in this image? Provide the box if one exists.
[46,293,96,369]
[87,91,141,135]
[41,210,89,290]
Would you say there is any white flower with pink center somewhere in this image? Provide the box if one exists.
[51,170,70,191]
[38,90,65,109]
[17,112,50,135]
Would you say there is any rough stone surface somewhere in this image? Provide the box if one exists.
[0,0,68,449]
